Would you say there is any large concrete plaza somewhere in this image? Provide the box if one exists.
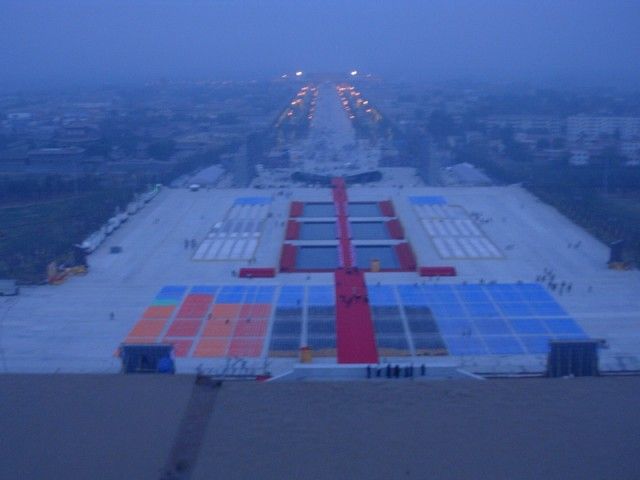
[1,181,639,374]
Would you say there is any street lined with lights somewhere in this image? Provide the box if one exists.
[336,83,383,123]
[275,84,318,128]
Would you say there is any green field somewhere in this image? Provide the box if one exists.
[0,189,133,282]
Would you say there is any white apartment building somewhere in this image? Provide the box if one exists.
[485,115,562,135]
[567,116,640,142]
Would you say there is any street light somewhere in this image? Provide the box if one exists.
[350,70,358,76]
[295,71,303,77]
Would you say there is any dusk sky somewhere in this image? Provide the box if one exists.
[1,0,639,88]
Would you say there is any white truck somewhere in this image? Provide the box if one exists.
[0,279,19,296]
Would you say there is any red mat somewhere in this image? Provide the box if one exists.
[285,220,300,240]
[239,267,276,278]
[386,219,404,239]
[289,201,303,217]
[334,269,379,364]
[279,244,297,272]
[395,242,417,271]
[333,177,353,268]
[336,215,353,267]
[420,266,457,277]
[379,200,395,217]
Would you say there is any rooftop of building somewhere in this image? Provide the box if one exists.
[1,375,639,479]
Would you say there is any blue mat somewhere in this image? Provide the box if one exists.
[484,335,525,355]
[484,284,521,302]
[277,286,304,307]
[514,283,554,302]
[384,282,588,357]
[429,303,466,318]
[544,318,586,335]
[190,285,218,294]
[509,318,548,335]
[473,318,512,335]
[397,284,430,306]
[531,302,567,316]
[520,335,553,354]
[269,337,300,351]
[437,318,473,335]
[368,285,397,306]
[455,284,490,303]
[498,302,533,317]
[444,336,487,355]
[465,302,499,318]
[234,196,271,205]
[307,286,335,306]
[156,285,188,300]
[409,195,447,205]
[307,336,336,349]
[215,286,247,303]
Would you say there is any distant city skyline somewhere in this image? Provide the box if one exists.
[1,0,639,90]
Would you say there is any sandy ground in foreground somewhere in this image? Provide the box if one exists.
[1,375,639,480]
[195,377,640,480]
[0,374,194,480]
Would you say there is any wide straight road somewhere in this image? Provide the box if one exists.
[299,83,379,175]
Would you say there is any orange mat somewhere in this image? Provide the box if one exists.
[166,320,201,337]
[228,337,264,357]
[233,318,268,337]
[122,336,159,345]
[239,304,271,318]
[163,338,193,357]
[193,337,229,357]
[128,319,166,337]
[252,304,272,317]
[142,305,175,319]
[202,319,236,337]
[211,303,241,319]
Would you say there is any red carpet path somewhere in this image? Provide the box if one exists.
[331,177,379,364]
[332,177,353,268]
[334,269,379,364]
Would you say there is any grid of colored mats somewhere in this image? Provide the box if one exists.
[123,285,275,358]
[123,282,587,358]
[384,283,587,355]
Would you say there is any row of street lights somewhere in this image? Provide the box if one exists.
[280,70,361,79]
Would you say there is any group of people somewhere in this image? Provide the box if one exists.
[536,268,573,295]
[338,293,369,307]
[366,364,427,379]
[469,211,492,225]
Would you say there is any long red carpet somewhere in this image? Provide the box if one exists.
[334,269,379,364]
[332,177,378,363]
[332,177,353,268]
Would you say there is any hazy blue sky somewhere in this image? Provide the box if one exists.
[1,0,639,88]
